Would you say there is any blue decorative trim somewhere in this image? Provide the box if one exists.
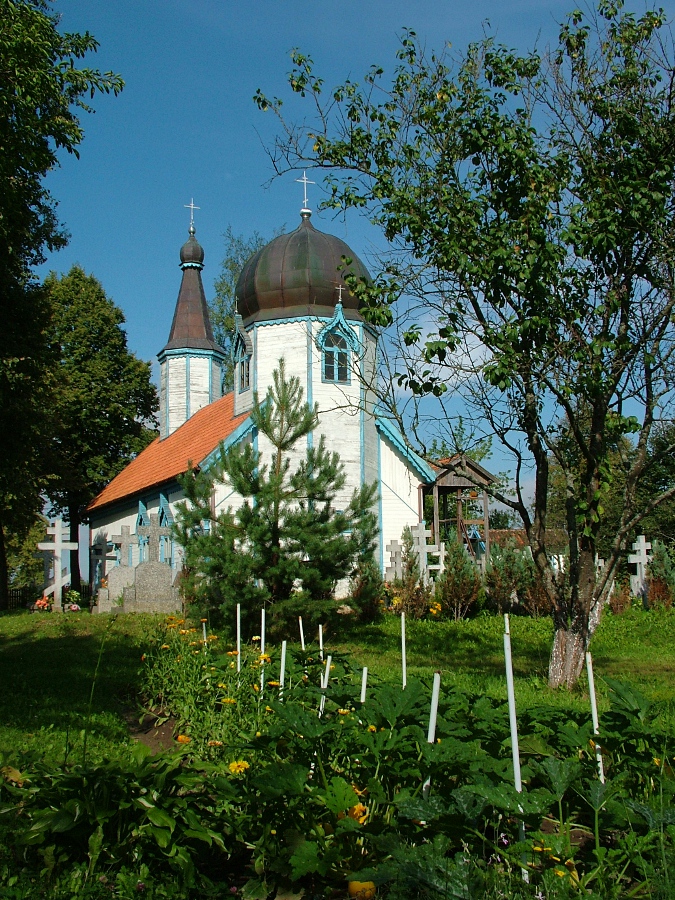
[180,262,203,270]
[185,356,190,420]
[253,326,258,394]
[375,414,436,483]
[315,302,360,353]
[359,325,365,485]
[306,320,313,449]
[159,493,174,526]
[136,499,150,528]
[199,415,255,470]
[377,431,384,573]
[158,347,225,362]
[253,312,362,329]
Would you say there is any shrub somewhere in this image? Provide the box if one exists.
[434,538,483,620]
[485,540,536,614]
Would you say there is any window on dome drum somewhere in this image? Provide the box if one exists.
[239,357,250,392]
[324,333,349,383]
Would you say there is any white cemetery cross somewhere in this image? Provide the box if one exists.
[136,513,172,564]
[111,525,138,567]
[38,519,78,608]
[385,540,403,582]
[409,522,446,584]
[629,534,652,597]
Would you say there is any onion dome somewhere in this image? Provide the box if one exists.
[179,223,205,268]
[236,211,371,323]
[161,225,222,353]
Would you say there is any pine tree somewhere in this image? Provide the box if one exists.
[175,360,378,634]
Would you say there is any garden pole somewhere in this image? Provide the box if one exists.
[236,603,241,674]
[319,624,324,661]
[585,651,605,783]
[202,620,208,646]
[360,667,368,704]
[504,614,528,883]
[401,611,407,689]
[319,654,332,717]
[260,608,266,696]
[299,616,306,651]
[280,640,287,699]
[422,671,441,799]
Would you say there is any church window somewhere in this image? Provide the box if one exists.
[239,357,251,392]
[324,333,349,383]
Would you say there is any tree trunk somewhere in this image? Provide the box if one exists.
[0,519,8,611]
[68,507,81,592]
[548,620,587,689]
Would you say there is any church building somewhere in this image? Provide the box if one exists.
[87,200,436,609]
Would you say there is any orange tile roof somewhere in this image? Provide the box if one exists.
[87,393,250,514]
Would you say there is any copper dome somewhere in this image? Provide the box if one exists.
[180,224,205,267]
[235,211,371,323]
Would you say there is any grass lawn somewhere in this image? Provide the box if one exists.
[1,605,673,767]
[0,611,155,767]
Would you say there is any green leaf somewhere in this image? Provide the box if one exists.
[322,777,358,815]
[144,805,176,831]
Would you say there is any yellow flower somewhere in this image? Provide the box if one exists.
[255,731,262,738]
[252,635,261,642]
[161,644,170,650]
[654,757,662,767]
[167,624,177,629]
[338,709,350,716]
[167,616,176,621]
[176,619,185,625]
[223,698,236,705]
[367,724,377,732]
[267,680,280,687]
[208,634,218,641]
[227,649,238,656]
[228,760,250,775]
[200,618,207,623]
[176,734,191,744]
[217,683,227,689]
[180,629,189,635]
[208,740,223,747]
[348,803,368,824]
[259,654,271,663]
[265,705,273,712]
[253,683,259,692]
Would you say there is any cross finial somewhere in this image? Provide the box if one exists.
[295,171,315,214]
[184,198,200,228]
[335,283,345,304]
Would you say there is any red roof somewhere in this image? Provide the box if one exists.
[87,393,250,514]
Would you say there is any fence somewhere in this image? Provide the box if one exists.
[6,583,93,611]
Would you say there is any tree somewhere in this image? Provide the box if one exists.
[175,359,378,635]
[0,0,123,607]
[257,1,675,686]
[45,266,158,589]
[210,226,285,389]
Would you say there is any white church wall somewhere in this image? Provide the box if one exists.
[379,432,422,569]
[188,356,211,417]
[167,357,187,434]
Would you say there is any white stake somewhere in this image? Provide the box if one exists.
[401,612,407,689]
[360,667,368,704]
[260,608,266,695]
[319,624,324,661]
[423,671,441,799]
[585,651,605,783]
[299,616,306,651]
[318,654,332,717]
[202,620,208,645]
[280,640,287,699]
[504,614,528,883]
[236,603,241,673]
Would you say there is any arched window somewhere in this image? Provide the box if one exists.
[239,356,251,392]
[324,332,349,383]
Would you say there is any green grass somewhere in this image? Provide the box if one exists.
[1,605,674,767]
[0,610,154,766]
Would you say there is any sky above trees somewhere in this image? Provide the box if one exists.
[36,0,659,376]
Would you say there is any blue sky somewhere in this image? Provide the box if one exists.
[37,0,647,378]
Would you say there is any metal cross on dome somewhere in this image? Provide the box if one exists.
[335,284,345,303]
[184,198,200,226]
[295,171,315,212]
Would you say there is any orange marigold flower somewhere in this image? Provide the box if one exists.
[208,740,223,747]
[176,734,191,744]
[161,644,170,650]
